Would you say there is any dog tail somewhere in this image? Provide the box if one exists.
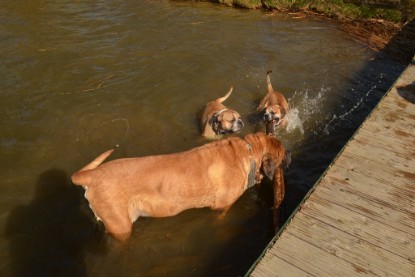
[267,70,274,94]
[216,86,233,103]
[71,145,118,186]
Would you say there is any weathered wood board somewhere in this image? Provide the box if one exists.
[248,62,415,276]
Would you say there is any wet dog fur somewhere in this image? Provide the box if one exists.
[71,132,289,240]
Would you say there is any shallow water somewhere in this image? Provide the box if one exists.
[0,1,404,276]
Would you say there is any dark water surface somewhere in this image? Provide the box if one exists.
[0,1,404,276]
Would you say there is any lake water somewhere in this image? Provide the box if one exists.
[0,0,404,276]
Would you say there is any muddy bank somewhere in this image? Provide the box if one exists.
[302,11,414,63]
[196,0,413,22]
[338,18,415,63]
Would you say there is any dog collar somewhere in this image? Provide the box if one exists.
[246,143,257,188]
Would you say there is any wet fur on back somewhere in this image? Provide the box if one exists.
[71,133,287,240]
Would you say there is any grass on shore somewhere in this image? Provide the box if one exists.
[211,0,413,23]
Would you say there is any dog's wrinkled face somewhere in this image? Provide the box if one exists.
[263,105,285,125]
[215,110,244,134]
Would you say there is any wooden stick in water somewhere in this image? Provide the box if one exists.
[266,120,276,136]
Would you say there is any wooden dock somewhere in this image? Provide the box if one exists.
[247,60,415,276]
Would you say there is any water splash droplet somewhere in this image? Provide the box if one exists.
[285,108,304,135]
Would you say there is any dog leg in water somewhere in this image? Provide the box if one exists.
[214,204,232,220]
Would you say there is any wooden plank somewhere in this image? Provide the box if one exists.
[252,251,311,277]
[333,153,414,197]
[340,137,415,172]
[323,173,413,215]
[348,138,414,160]
[249,63,415,276]
[289,213,414,276]
[351,129,415,157]
[335,153,415,192]
[337,154,414,186]
[325,168,414,211]
[355,120,415,145]
[364,106,415,128]
[377,90,415,111]
[268,232,361,276]
[374,102,415,119]
[355,126,415,148]
[316,180,415,233]
[300,195,415,260]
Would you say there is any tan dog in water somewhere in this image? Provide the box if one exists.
[257,71,289,132]
[200,86,244,138]
[71,132,289,240]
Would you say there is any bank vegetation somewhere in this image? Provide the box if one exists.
[180,0,415,63]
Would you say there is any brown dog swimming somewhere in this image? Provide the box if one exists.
[200,86,244,138]
[71,132,289,240]
[257,71,289,133]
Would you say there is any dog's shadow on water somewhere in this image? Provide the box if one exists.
[5,169,107,277]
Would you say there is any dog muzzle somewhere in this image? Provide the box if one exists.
[264,112,280,124]
[232,119,244,132]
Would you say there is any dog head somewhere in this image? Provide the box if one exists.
[210,109,244,135]
[246,133,290,180]
[263,105,286,126]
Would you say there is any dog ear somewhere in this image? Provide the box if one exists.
[262,155,277,180]
[257,100,269,111]
[281,107,287,119]
[208,114,216,126]
[216,113,223,122]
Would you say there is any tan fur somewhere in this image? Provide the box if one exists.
[71,132,287,240]
[200,86,244,138]
[257,71,289,130]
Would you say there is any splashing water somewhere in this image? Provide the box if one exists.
[283,86,331,136]
[323,84,377,135]
[285,108,304,135]
[267,86,331,152]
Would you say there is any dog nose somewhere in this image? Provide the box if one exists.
[264,113,272,121]
[233,120,244,132]
[231,119,243,133]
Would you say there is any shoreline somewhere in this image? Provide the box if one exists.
[182,0,415,64]
[296,11,414,63]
